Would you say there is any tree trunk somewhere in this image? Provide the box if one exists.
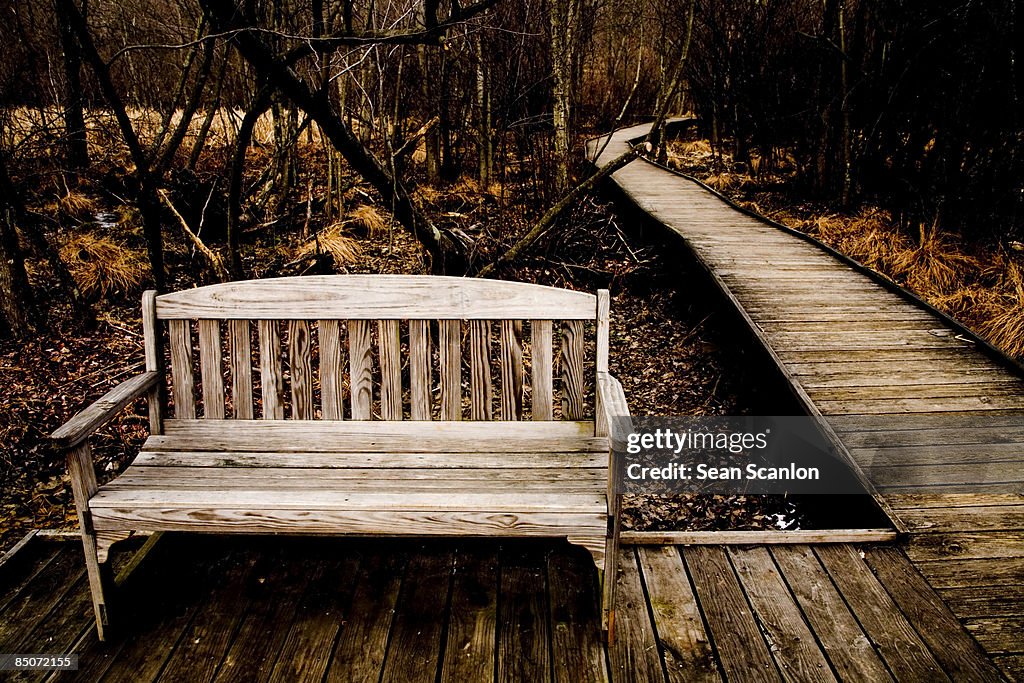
[549,0,579,192]
[0,199,34,337]
[55,0,89,170]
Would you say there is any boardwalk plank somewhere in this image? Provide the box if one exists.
[441,545,499,683]
[770,545,892,682]
[636,546,718,682]
[862,546,1004,681]
[681,546,777,682]
[814,544,949,681]
[606,547,665,683]
[548,547,608,683]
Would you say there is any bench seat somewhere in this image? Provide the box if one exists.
[89,420,610,540]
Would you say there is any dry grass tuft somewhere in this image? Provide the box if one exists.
[890,228,981,296]
[704,172,749,192]
[676,139,713,156]
[60,233,147,297]
[297,223,363,265]
[46,191,99,221]
[346,204,389,237]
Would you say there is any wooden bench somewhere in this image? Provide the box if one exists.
[51,275,629,641]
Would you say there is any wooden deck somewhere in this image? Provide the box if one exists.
[590,122,1024,680]
[0,534,1010,682]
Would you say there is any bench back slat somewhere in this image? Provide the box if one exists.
[258,320,284,419]
[438,320,462,420]
[318,319,344,420]
[500,320,524,420]
[169,319,195,419]
[531,320,554,421]
[469,321,493,420]
[288,320,314,419]
[228,320,253,419]
[377,320,403,420]
[560,320,586,420]
[148,277,606,425]
[409,320,432,420]
[348,320,373,419]
[198,320,225,419]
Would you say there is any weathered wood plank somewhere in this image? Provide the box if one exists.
[905,531,1024,562]
[154,418,603,451]
[770,545,893,682]
[134,450,606,469]
[964,617,1024,655]
[560,320,585,420]
[229,320,253,419]
[939,585,1024,618]
[548,548,608,683]
[531,320,553,420]
[500,320,524,420]
[439,320,462,420]
[409,320,431,420]
[441,545,498,683]
[636,546,718,682]
[380,549,453,683]
[142,289,163,433]
[347,320,372,420]
[169,319,195,419]
[156,275,597,319]
[894,505,1024,533]
[269,552,361,681]
[258,320,284,420]
[862,546,1004,681]
[287,320,313,419]
[325,551,405,683]
[469,320,493,420]
[377,320,403,420]
[681,545,777,682]
[814,544,949,681]
[198,319,225,419]
[498,546,552,683]
[318,319,343,420]
[915,557,1024,589]
[727,546,837,681]
[51,372,160,448]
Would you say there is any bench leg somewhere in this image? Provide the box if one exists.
[567,533,617,642]
[81,528,115,641]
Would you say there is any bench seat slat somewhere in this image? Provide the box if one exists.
[150,419,605,453]
[132,451,607,469]
[89,489,605,512]
[109,466,607,485]
[89,509,607,537]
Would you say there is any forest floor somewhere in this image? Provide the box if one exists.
[0,140,811,553]
[657,134,1024,361]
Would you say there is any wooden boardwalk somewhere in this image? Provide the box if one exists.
[591,122,1024,680]
[0,534,1008,682]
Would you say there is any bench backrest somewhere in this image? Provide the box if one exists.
[143,275,609,426]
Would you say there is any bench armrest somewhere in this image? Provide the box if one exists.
[597,372,632,451]
[51,371,160,449]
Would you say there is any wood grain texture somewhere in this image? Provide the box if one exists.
[498,549,551,683]
[258,320,284,420]
[318,319,343,420]
[636,546,718,682]
[155,275,597,320]
[682,545,778,682]
[441,546,499,683]
[547,549,608,683]
[380,550,452,683]
[168,319,195,420]
[770,545,893,682]
[439,320,462,420]
[377,320,403,420]
[142,289,162,434]
[605,548,665,683]
[531,320,553,421]
[288,320,313,419]
[815,543,948,681]
[469,320,493,420]
[347,320,372,420]
[228,320,253,419]
[727,546,836,681]
[409,320,431,421]
[500,320,523,420]
[560,320,585,420]
[198,320,225,419]
[863,545,1004,681]
[51,372,160,448]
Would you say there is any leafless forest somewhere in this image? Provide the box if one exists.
[1,0,1022,543]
